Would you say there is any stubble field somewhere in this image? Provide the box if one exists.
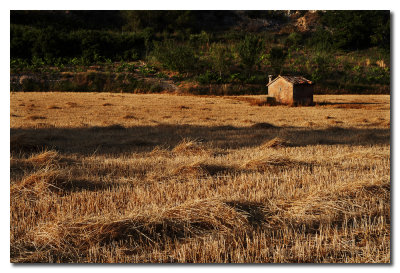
[10,92,390,263]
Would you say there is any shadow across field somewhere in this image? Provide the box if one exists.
[315,101,386,110]
[316,102,381,106]
[10,124,390,155]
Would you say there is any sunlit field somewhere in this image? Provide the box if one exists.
[10,92,390,263]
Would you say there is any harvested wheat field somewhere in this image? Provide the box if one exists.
[10,92,390,263]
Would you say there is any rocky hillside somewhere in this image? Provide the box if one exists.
[231,10,321,33]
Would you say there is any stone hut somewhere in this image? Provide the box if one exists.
[267,75,314,105]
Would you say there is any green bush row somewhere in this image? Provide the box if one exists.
[10,26,390,91]
[11,24,146,62]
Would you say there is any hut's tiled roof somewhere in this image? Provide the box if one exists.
[267,75,314,86]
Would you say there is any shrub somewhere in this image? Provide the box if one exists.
[69,57,90,67]
[149,82,163,93]
[365,66,390,85]
[138,64,156,76]
[11,58,30,73]
[307,52,334,82]
[116,62,128,72]
[189,30,210,52]
[197,70,222,84]
[152,39,198,73]
[285,32,303,49]
[21,77,41,91]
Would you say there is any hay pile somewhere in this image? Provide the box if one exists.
[242,156,294,172]
[172,139,209,156]
[261,137,291,148]
[11,169,67,196]
[171,162,208,178]
[28,199,250,253]
[171,162,234,178]
[26,150,60,167]
[250,122,276,129]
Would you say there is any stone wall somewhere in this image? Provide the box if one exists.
[267,78,293,104]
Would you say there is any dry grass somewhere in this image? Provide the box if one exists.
[242,155,312,172]
[232,96,275,106]
[10,92,390,263]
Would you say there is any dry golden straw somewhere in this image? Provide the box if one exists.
[10,92,390,263]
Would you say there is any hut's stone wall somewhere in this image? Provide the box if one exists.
[268,78,293,104]
[268,76,314,105]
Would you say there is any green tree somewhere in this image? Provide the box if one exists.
[307,52,333,82]
[237,34,264,75]
[307,26,334,52]
[121,11,198,34]
[209,43,233,77]
[267,47,287,75]
[321,10,390,50]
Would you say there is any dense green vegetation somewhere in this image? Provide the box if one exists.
[10,10,390,94]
